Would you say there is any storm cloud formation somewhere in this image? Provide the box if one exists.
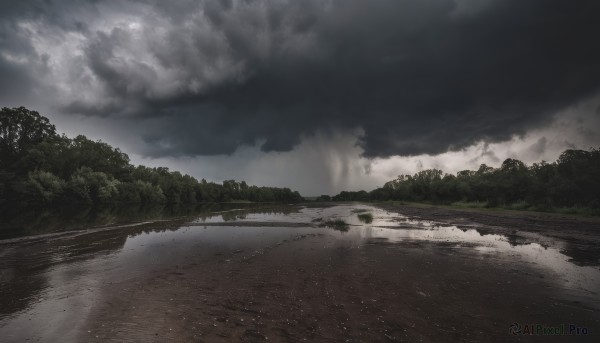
[1,0,600,158]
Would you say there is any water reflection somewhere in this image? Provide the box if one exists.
[0,205,302,323]
[1,204,599,341]
[0,228,130,318]
[354,225,599,293]
[186,204,600,293]
[198,203,600,294]
[192,205,302,223]
[0,203,284,240]
[332,205,600,294]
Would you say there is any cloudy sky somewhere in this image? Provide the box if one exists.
[1,0,599,195]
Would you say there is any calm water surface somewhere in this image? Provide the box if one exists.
[1,204,599,342]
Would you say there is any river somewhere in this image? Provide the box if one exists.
[1,204,598,342]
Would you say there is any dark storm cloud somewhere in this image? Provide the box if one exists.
[0,16,38,104]
[2,0,600,157]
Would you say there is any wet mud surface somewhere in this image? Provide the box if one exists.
[1,204,599,342]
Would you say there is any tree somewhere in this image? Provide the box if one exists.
[16,171,65,204]
[0,107,57,167]
[62,135,131,179]
[0,107,305,208]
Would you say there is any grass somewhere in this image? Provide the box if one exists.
[450,201,489,209]
[380,200,600,218]
[319,219,350,231]
[449,200,599,216]
[224,200,253,204]
[553,206,600,216]
[506,201,532,211]
[357,212,373,224]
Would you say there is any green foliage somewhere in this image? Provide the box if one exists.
[319,219,349,231]
[116,182,142,203]
[135,180,167,204]
[0,107,57,167]
[332,148,600,214]
[63,173,92,204]
[357,212,373,223]
[20,171,65,204]
[0,107,303,208]
[332,190,369,201]
[315,195,331,201]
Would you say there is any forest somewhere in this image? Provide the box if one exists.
[3,107,599,215]
[325,148,600,214]
[0,107,303,207]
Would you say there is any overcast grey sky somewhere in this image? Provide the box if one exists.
[1,0,599,195]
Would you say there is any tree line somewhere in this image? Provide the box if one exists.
[322,148,600,214]
[0,107,303,207]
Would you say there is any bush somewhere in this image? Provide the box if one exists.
[357,212,373,223]
[21,170,65,204]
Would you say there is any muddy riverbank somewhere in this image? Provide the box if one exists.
[1,204,598,342]
[379,203,600,267]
